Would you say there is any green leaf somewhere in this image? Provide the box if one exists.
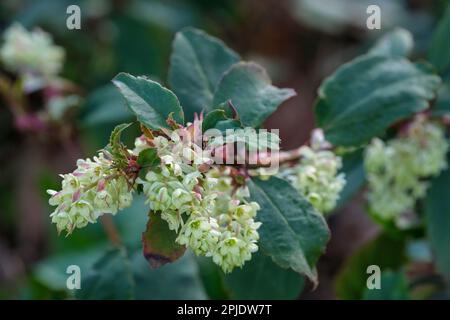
[168,27,240,121]
[335,233,406,300]
[315,54,441,146]
[112,73,184,130]
[424,166,450,281]
[137,148,159,167]
[362,271,410,300]
[77,247,207,300]
[142,211,186,268]
[224,251,305,299]
[431,84,450,117]
[248,177,330,284]
[76,247,135,300]
[33,244,108,292]
[202,103,241,133]
[369,28,414,58]
[335,149,366,210]
[196,257,230,299]
[213,62,296,128]
[428,6,450,79]
[131,251,207,299]
[202,109,230,132]
[109,123,131,166]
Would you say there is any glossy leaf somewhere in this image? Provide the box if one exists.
[112,73,184,130]
[315,54,441,146]
[369,28,413,58]
[213,62,296,128]
[428,6,450,79]
[248,177,329,284]
[168,27,240,120]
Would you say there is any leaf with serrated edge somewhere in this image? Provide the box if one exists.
[112,73,184,130]
[169,27,240,120]
[213,62,296,128]
[248,177,330,285]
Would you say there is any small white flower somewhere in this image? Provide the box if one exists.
[364,116,449,227]
[48,152,133,234]
[0,23,64,76]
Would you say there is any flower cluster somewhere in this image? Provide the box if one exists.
[47,152,133,234]
[0,23,64,76]
[137,128,262,273]
[364,116,449,225]
[285,130,345,214]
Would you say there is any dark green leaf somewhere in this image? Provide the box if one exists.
[431,84,450,117]
[33,244,108,292]
[202,109,229,132]
[248,177,330,284]
[315,54,441,146]
[424,165,450,280]
[213,62,296,128]
[224,251,305,299]
[76,247,135,300]
[112,73,184,130]
[142,211,186,268]
[168,27,240,120]
[131,251,207,299]
[428,6,450,79]
[335,233,406,300]
[362,271,410,300]
[202,103,241,133]
[137,148,159,167]
[77,247,206,300]
[369,28,413,58]
[196,257,230,299]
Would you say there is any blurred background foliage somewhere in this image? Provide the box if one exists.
[0,0,449,299]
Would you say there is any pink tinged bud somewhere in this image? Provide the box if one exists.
[97,179,106,192]
[198,163,211,173]
[194,192,202,201]
[72,189,81,202]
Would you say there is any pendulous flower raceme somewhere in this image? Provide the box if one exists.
[364,116,449,226]
[0,23,64,77]
[283,129,346,214]
[47,152,134,235]
[136,121,263,273]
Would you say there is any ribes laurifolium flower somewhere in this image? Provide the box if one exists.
[47,152,134,235]
[364,116,449,226]
[136,125,263,273]
[0,23,64,76]
[284,129,345,214]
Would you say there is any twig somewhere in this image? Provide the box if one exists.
[100,215,122,247]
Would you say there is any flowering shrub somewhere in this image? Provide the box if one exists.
[2,5,450,299]
[42,17,450,289]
